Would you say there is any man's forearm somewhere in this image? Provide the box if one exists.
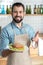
[2,49,14,57]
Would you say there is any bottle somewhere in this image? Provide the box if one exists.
[26,5,28,14]
[0,5,1,14]
[39,5,41,14]
[28,5,31,14]
[42,5,43,14]
[37,5,40,14]
[9,5,12,14]
[41,5,43,14]
[34,5,37,14]
[40,4,42,14]
[6,5,10,14]
[1,5,5,14]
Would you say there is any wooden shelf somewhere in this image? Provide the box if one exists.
[0,14,11,16]
[0,14,43,16]
[25,14,43,16]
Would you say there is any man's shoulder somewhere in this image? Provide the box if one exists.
[3,22,12,29]
[2,22,12,31]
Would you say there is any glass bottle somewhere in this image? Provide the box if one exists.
[9,5,12,14]
[1,5,5,14]
[37,5,40,14]
[39,5,41,14]
[28,5,31,14]
[41,5,43,14]
[42,5,43,14]
[40,4,42,14]
[34,5,37,14]
[0,5,1,14]
[26,5,29,14]
[6,5,9,14]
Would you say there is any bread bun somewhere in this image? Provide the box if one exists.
[9,43,24,51]
[12,44,24,49]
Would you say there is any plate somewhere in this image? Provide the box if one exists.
[9,44,24,52]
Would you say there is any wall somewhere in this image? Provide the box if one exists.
[0,0,43,33]
[0,15,43,33]
[13,0,43,4]
[24,15,43,33]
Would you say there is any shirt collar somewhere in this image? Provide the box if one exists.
[12,20,24,29]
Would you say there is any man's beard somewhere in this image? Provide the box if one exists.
[13,16,23,23]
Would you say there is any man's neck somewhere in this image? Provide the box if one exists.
[15,22,22,28]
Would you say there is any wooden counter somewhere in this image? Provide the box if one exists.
[31,56,43,65]
[0,56,7,65]
[0,56,43,65]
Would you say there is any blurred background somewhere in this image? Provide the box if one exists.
[0,0,43,65]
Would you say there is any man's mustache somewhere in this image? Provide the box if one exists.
[15,16,22,18]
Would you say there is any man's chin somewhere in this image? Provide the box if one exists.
[17,20,22,23]
[13,19,23,23]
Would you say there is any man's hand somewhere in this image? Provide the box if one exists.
[32,31,39,44]
[31,31,39,48]
[2,49,14,57]
[2,43,24,57]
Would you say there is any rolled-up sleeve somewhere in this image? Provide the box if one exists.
[1,28,9,51]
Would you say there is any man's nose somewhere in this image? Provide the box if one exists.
[17,12,20,16]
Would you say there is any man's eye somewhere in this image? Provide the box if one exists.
[13,11,23,13]
[20,11,23,13]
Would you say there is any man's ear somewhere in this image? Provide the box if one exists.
[24,11,26,16]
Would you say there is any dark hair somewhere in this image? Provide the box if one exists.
[12,2,25,12]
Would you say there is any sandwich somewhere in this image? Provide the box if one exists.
[9,43,24,51]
